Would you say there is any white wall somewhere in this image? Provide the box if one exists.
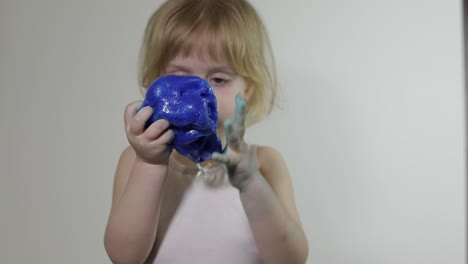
[0,0,465,263]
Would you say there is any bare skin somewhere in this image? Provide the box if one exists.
[212,95,309,263]
[104,55,308,264]
[104,103,174,264]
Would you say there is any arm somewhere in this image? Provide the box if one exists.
[104,148,167,264]
[212,95,308,263]
[240,146,309,264]
[104,101,174,264]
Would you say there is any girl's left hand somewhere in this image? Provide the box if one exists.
[211,94,260,191]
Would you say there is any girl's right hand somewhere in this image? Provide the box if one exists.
[124,101,175,165]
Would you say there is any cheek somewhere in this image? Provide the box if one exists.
[214,93,236,123]
[213,80,246,123]
[216,98,234,117]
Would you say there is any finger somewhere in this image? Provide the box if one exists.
[234,94,246,125]
[124,100,143,128]
[224,119,234,136]
[143,119,171,141]
[234,94,246,137]
[156,128,175,144]
[211,152,240,167]
[224,119,240,150]
[129,106,153,135]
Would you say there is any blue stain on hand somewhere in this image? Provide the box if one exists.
[140,75,222,163]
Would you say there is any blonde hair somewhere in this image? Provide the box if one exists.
[138,0,277,126]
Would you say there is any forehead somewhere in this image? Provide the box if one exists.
[174,36,225,62]
[164,29,233,69]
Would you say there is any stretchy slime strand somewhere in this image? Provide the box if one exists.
[140,75,222,163]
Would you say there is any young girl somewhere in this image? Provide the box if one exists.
[104,1,309,263]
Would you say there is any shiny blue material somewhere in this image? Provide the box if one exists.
[140,75,222,163]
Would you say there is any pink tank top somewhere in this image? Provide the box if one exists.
[153,145,263,264]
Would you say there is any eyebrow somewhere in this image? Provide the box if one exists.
[166,63,235,75]
[165,64,191,73]
[212,66,235,74]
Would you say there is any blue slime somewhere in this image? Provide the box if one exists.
[140,75,222,163]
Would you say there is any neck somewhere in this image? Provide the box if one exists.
[171,148,223,168]
[171,128,226,168]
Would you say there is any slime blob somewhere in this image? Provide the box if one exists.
[140,75,222,163]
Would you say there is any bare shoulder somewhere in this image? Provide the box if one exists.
[110,146,136,209]
[255,145,304,227]
[256,145,290,182]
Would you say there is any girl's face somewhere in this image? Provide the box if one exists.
[164,53,249,130]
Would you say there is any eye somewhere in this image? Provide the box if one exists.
[209,77,231,87]
[211,78,226,84]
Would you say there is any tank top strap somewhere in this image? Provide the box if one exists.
[248,144,259,170]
